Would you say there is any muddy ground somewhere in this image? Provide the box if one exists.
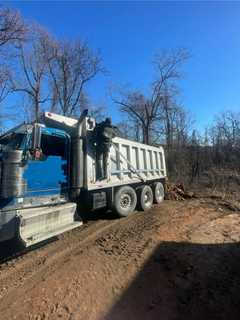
[0,196,240,320]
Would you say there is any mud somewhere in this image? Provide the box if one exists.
[0,198,240,320]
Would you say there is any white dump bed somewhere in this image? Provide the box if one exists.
[42,112,167,191]
[87,136,166,190]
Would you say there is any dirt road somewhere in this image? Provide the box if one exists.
[0,198,240,320]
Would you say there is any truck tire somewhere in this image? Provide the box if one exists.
[152,182,165,204]
[113,186,137,217]
[137,185,153,211]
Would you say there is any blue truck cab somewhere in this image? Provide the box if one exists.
[0,122,81,246]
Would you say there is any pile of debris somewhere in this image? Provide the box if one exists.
[165,182,195,201]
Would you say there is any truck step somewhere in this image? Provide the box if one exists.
[18,202,82,247]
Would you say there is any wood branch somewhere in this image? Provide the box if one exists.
[19,44,35,92]
[112,97,146,126]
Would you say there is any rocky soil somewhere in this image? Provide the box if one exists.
[0,197,240,320]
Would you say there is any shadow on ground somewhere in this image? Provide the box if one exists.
[105,241,240,320]
[81,208,119,222]
[0,237,57,265]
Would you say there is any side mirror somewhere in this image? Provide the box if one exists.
[31,123,42,159]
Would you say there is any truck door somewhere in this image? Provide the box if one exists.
[24,128,70,200]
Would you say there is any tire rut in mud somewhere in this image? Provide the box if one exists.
[0,218,120,300]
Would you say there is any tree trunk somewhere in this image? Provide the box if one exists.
[143,125,150,145]
[35,98,39,122]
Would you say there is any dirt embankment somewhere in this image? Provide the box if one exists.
[0,197,240,320]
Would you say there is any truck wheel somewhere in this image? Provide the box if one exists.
[152,182,165,204]
[137,185,153,211]
[113,186,137,217]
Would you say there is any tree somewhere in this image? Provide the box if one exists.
[209,111,240,168]
[0,66,10,104]
[11,25,54,121]
[0,7,26,108]
[0,7,26,47]
[113,49,189,144]
[47,39,103,116]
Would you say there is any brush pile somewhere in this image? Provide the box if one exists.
[165,182,195,201]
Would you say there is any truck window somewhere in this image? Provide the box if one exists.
[0,133,26,150]
[41,134,67,159]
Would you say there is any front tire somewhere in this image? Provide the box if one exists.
[113,186,137,217]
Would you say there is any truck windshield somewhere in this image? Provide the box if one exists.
[0,133,26,151]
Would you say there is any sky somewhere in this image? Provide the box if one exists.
[4,1,240,132]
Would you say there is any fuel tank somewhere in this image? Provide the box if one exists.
[1,150,25,198]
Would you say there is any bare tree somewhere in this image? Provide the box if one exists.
[0,66,10,104]
[11,25,54,121]
[0,7,26,109]
[209,111,240,168]
[112,90,147,141]
[0,7,26,48]
[47,39,103,116]
[113,49,189,144]
[214,111,240,148]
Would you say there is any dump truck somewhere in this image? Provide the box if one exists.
[0,111,167,247]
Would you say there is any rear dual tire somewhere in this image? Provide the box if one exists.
[137,185,153,211]
[152,182,165,204]
[113,181,165,217]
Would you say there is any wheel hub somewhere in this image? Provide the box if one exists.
[120,194,131,209]
[144,191,152,206]
[155,184,164,201]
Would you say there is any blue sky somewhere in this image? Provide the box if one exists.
[4,1,240,131]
